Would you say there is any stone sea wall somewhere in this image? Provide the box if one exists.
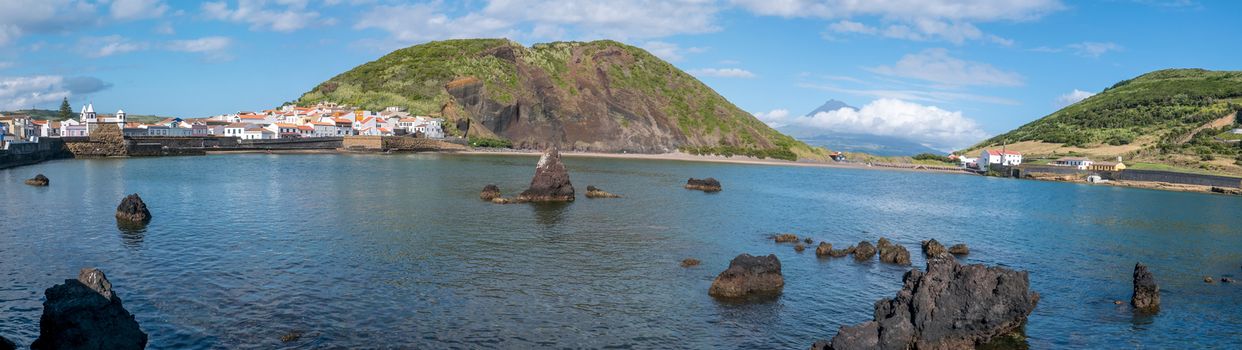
[0,138,72,169]
[343,136,467,152]
[1018,165,1241,188]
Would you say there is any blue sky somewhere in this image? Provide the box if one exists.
[1,0,1238,149]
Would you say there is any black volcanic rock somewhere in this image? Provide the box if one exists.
[815,242,833,257]
[1131,262,1160,312]
[708,254,784,299]
[31,268,147,350]
[585,185,621,198]
[115,193,151,224]
[814,257,1039,350]
[948,243,970,255]
[1,336,16,350]
[25,174,49,186]
[684,178,721,192]
[480,184,501,201]
[921,239,950,259]
[877,239,911,265]
[516,148,575,202]
[852,241,877,260]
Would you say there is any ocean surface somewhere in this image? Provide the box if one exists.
[1,154,1240,349]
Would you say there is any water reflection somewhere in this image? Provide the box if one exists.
[530,202,571,227]
[116,220,147,248]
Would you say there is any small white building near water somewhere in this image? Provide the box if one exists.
[980,149,1022,170]
[1054,157,1094,170]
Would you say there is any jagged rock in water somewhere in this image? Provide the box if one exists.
[708,254,784,299]
[680,258,701,268]
[585,185,621,198]
[921,239,950,259]
[114,193,151,224]
[1,336,16,350]
[32,268,148,350]
[480,184,502,201]
[852,241,877,260]
[516,148,575,202]
[829,246,855,258]
[877,239,911,265]
[774,233,799,243]
[795,244,806,252]
[948,243,970,255]
[25,174,49,186]
[1131,262,1160,312]
[814,257,1039,350]
[803,237,814,244]
[815,242,833,257]
[684,177,721,192]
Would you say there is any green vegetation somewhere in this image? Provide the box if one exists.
[2,109,167,124]
[298,38,824,160]
[912,153,954,163]
[468,136,513,148]
[57,98,72,120]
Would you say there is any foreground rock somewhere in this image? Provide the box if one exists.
[1,336,16,350]
[948,243,970,255]
[815,258,1039,350]
[684,177,722,192]
[921,239,950,259]
[479,184,501,201]
[114,193,151,224]
[877,239,911,265]
[32,268,148,350]
[852,241,877,261]
[585,185,621,198]
[708,254,784,299]
[1131,262,1160,312]
[516,148,575,202]
[25,174,50,186]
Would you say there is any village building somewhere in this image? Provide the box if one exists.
[1053,157,1094,169]
[980,149,1022,170]
[242,126,275,140]
[1088,161,1127,172]
[265,123,303,138]
[223,123,249,138]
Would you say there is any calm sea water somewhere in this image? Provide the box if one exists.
[1,154,1240,349]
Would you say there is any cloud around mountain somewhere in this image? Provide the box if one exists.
[755,98,988,151]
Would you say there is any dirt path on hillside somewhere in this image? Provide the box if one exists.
[1175,112,1236,144]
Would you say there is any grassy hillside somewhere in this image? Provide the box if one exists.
[2,109,167,124]
[970,69,1242,174]
[298,39,824,161]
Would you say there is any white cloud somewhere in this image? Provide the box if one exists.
[154,22,175,35]
[202,0,325,32]
[754,98,989,149]
[640,41,706,62]
[1055,89,1095,107]
[0,0,98,46]
[354,1,722,48]
[1068,41,1123,58]
[738,0,1062,45]
[868,48,1023,87]
[82,35,147,58]
[689,68,756,78]
[166,36,233,61]
[111,0,169,20]
[0,75,112,110]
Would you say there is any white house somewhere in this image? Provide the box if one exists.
[223,123,249,138]
[958,156,978,168]
[242,127,275,140]
[1231,128,1242,134]
[980,149,1022,170]
[1053,157,1094,170]
[265,123,302,139]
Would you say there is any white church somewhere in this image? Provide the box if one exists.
[79,103,127,134]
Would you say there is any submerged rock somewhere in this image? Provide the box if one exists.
[921,239,950,259]
[708,254,784,299]
[804,237,814,244]
[114,193,151,224]
[949,243,970,255]
[1205,276,1214,283]
[877,239,911,265]
[815,258,1039,349]
[795,244,806,252]
[585,185,621,198]
[680,258,701,268]
[32,268,148,350]
[852,241,877,260]
[815,242,833,257]
[280,330,304,343]
[490,197,512,204]
[1131,262,1160,312]
[25,174,49,186]
[684,177,722,192]
[1222,277,1235,283]
[480,184,502,201]
[774,233,799,243]
[516,148,575,202]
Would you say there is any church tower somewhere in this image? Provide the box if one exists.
[81,103,97,123]
[116,109,126,125]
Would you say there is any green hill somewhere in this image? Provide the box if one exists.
[297,39,823,161]
[2,109,167,124]
[970,69,1242,174]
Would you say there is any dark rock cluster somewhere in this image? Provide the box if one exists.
[852,241,877,260]
[1131,262,1160,312]
[516,148,575,202]
[920,239,950,259]
[684,177,722,192]
[25,174,50,186]
[479,184,502,201]
[708,254,784,299]
[114,193,151,224]
[877,238,911,265]
[31,268,148,350]
[813,257,1039,350]
[585,185,621,198]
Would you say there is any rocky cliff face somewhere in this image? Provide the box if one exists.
[31,268,147,350]
[299,39,820,160]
